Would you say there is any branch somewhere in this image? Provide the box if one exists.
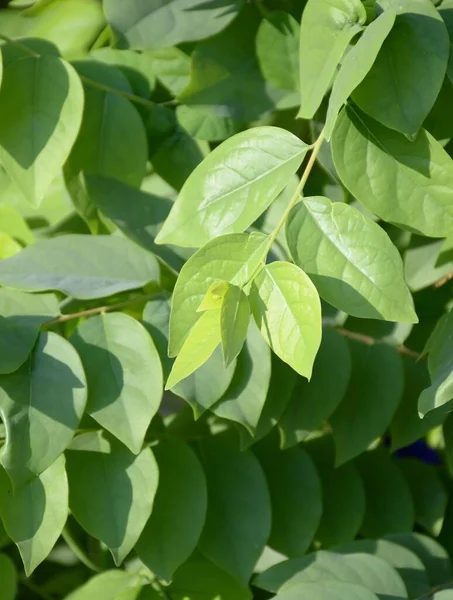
[336,328,422,360]
[434,271,453,288]
[414,580,453,600]
[42,293,158,328]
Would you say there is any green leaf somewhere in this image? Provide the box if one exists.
[170,553,252,600]
[198,434,271,585]
[352,0,449,136]
[255,550,407,600]
[142,296,173,379]
[66,431,159,566]
[147,47,191,96]
[212,321,272,434]
[0,455,68,575]
[169,232,267,356]
[256,11,299,97]
[221,284,250,367]
[70,313,163,454]
[238,354,297,449]
[64,571,145,600]
[287,197,416,322]
[103,0,243,50]
[355,447,415,538]
[86,174,192,273]
[279,329,351,448]
[0,331,86,487]
[306,435,366,548]
[390,356,446,452]
[64,61,147,231]
[0,234,160,299]
[325,9,396,138]
[91,48,156,97]
[298,0,367,118]
[166,308,221,389]
[331,105,453,238]
[330,340,404,465]
[274,582,379,600]
[405,239,453,292]
[198,281,229,312]
[0,53,83,206]
[0,205,34,245]
[335,538,430,599]
[176,105,244,143]
[156,127,307,248]
[0,288,60,374]
[385,532,453,588]
[440,2,453,85]
[250,261,322,379]
[419,309,453,415]
[397,460,448,536]
[136,439,207,582]
[0,554,17,600]
[256,440,322,557]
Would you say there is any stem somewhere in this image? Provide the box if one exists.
[62,527,102,573]
[246,129,325,285]
[335,327,422,360]
[42,293,158,328]
[414,580,453,600]
[0,33,156,110]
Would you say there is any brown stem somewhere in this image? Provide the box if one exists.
[335,328,422,360]
[434,271,453,288]
[42,293,158,328]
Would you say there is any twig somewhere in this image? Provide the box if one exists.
[42,293,158,328]
[434,271,453,288]
[335,328,422,360]
[414,579,453,600]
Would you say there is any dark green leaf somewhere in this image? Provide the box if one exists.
[0,553,16,600]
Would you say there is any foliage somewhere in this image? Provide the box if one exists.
[1,0,453,598]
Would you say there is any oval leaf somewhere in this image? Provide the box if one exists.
[250,261,322,379]
[156,127,308,248]
[0,234,160,299]
[286,196,417,323]
[66,431,159,566]
[221,284,251,367]
[70,313,163,454]
[0,331,86,488]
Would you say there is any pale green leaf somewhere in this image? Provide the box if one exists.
[0,331,86,487]
[286,196,417,323]
[274,581,379,600]
[419,309,453,415]
[70,313,163,454]
[0,234,160,299]
[256,11,299,95]
[330,340,404,465]
[66,431,159,566]
[169,232,267,356]
[352,0,449,136]
[213,321,272,434]
[255,550,407,600]
[221,284,250,367]
[0,455,68,575]
[256,440,322,557]
[355,447,415,537]
[398,460,448,536]
[0,205,34,245]
[386,532,453,588]
[156,127,308,247]
[306,435,366,548]
[64,571,145,600]
[170,554,252,600]
[335,538,430,599]
[0,289,60,374]
[325,9,396,138]
[103,0,242,50]
[405,239,452,292]
[250,261,322,379]
[136,439,207,582]
[147,47,190,96]
[166,309,221,389]
[0,54,83,206]
[198,434,271,585]
[0,232,21,259]
[0,554,16,600]
[298,0,366,118]
[279,329,351,448]
[198,282,229,312]
[331,105,453,238]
